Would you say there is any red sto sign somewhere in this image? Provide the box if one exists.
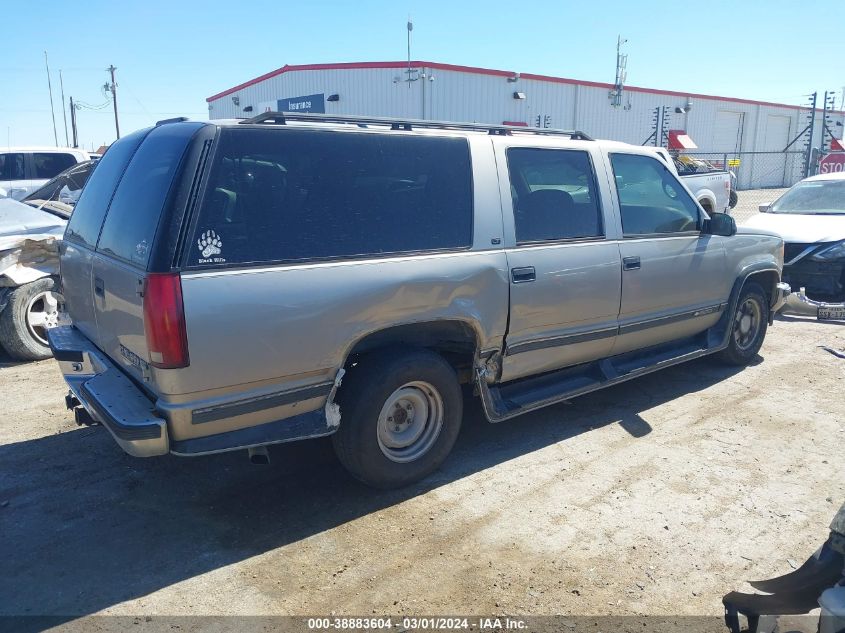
[819,153,845,174]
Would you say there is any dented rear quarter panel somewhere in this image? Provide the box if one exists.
[172,251,509,386]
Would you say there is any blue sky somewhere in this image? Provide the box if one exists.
[1,0,841,150]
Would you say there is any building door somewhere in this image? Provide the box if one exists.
[756,114,792,188]
[712,111,744,154]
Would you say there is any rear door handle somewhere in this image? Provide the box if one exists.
[511,266,536,283]
[94,277,105,297]
[623,256,641,271]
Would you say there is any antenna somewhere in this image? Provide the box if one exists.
[609,36,628,108]
[59,70,69,146]
[44,51,59,146]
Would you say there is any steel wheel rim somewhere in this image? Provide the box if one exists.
[25,291,62,346]
[733,297,762,351]
[376,381,444,463]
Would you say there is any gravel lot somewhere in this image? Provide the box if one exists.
[1,316,843,626]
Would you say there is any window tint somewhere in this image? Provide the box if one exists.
[65,131,147,249]
[31,152,77,179]
[0,153,25,181]
[506,148,603,243]
[189,128,473,266]
[96,126,192,267]
[610,153,701,235]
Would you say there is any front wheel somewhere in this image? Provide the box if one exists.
[332,347,463,488]
[717,282,768,366]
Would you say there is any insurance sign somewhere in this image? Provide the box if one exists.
[277,93,326,114]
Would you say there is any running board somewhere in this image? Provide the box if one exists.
[479,332,722,422]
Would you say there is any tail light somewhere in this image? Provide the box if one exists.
[143,273,189,369]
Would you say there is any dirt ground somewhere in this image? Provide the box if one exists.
[1,316,843,625]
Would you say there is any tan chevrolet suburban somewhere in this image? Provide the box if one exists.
[48,113,789,488]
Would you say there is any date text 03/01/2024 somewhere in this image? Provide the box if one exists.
[306,617,528,630]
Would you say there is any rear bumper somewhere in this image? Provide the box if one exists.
[47,326,169,457]
[47,325,341,458]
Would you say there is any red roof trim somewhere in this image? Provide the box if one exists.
[206,60,845,114]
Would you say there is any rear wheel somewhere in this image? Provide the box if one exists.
[332,347,463,488]
[729,189,738,209]
[0,277,64,361]
[717,282,768,366]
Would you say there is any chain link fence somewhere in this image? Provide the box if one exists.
[678,151,806,224]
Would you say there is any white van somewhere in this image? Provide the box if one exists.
[0,147,90,200]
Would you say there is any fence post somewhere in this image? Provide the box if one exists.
[803,93,817,178]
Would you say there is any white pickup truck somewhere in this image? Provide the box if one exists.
[652,147,732,216]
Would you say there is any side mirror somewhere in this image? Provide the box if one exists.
[758,204,771,213]
[705,212,736,237]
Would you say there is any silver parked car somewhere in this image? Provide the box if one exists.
[48,113,789,488]
[743,172,845,302]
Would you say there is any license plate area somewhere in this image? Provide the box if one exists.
[818,305,845,321]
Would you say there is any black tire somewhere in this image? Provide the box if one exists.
[716,282,768,366]
[332,347,463,489]
[0,277,61,361]
[729,189,738,209]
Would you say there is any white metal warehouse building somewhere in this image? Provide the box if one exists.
[206,60,844,189]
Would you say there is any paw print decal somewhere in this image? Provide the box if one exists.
[197,230,222,259]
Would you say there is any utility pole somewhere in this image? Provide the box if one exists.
[44,51,58,146]
[69,97,79,148]
[105,65,120,139]
[59,70,69,146]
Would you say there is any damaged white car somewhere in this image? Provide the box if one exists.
[0,200,67,360]
[0,160,95,360]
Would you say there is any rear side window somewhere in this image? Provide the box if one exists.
[507,148,603,243]
[96,126,193,267]
[65,130,147,249]
[189,128,473,267]
[31,152,77,179]
[0,153,25,181]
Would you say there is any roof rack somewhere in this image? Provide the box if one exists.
[238,111,593,141]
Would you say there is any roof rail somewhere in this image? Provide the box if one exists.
[238,111,593,140]
[156,116,189,126]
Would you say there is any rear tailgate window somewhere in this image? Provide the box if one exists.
[65,130,147,249]
[96,126,198,268]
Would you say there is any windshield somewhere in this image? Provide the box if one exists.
[22,160,97,208]
[770,179,845,215]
